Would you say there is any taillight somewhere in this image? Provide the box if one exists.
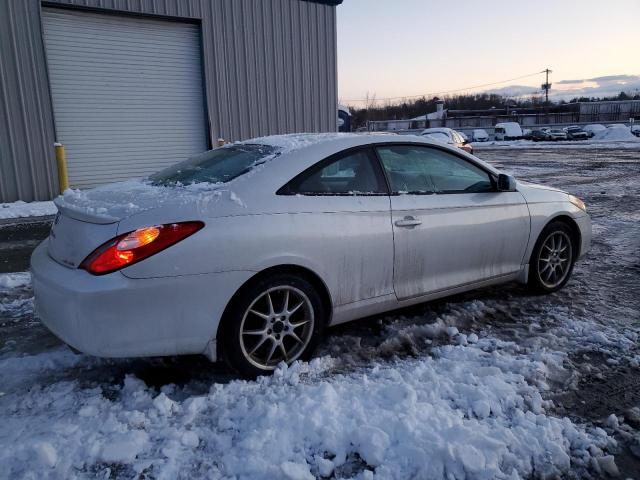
[80,221,204,275]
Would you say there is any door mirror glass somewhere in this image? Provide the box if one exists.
[497,173,517,192]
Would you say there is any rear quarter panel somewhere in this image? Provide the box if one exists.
[120,196,395,308]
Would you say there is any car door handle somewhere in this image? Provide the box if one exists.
[395,216,422,228]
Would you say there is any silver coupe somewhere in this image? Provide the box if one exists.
[32,134,591,376]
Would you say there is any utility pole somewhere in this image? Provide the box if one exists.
[541,68,552,124]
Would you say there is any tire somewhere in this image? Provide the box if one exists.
[528,221,576,294]
[220,273,325,377]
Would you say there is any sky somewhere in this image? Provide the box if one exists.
[337,0,640,106]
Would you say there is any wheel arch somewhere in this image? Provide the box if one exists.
[531,214,582,262]
[216,264,333,357]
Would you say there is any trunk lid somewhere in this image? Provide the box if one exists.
[47,179,224,268]
[47,209,120,268]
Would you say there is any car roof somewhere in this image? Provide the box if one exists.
[238,133,435,153]
[228,133,500,196]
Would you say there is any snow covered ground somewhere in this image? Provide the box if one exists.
[0,200,57,220]
[1,145,639,479]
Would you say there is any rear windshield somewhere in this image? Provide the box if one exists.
[423,132,450,143]
[150,144,279,186]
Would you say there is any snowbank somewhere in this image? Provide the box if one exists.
[592,124,639,142]
[0,200,57,220]
[0,272,31,290]
[0,336,614,479]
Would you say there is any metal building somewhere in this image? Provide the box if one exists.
[0,0,341,202]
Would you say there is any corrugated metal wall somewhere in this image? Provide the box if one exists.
[0,0,338,202]
[0,0,59,202]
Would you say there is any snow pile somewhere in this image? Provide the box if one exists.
[0,272,31,290]
[591,125,640,142]
[0,339,614,479]
[0,200,57,220]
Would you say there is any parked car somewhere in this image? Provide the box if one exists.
[522,128,533,140]
[548,129,568,141]
[32,134,590,376]
[421,127,473,154]
[337,104,351,132]
[472,129,489,142]
[632,125,640,137]
[582,124,606,138]
[564,126,589,140]
[494,122,523,141]
[531,129,551,142]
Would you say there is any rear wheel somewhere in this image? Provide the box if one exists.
[220,274,325,377]
[528,222,575,293]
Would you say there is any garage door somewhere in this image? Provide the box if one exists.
[42,8,208,188]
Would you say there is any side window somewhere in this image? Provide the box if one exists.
[377,145,494,194]
[285,149,386,195]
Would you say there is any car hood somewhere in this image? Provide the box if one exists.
[517,180,569,203]
[54,179,242,225]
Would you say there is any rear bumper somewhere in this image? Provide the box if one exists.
[31,240,253,359]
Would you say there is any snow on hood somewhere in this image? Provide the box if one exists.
[55,179,229,224]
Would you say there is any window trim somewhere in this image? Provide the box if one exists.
[372,142,498,196]
[277,146,391,196]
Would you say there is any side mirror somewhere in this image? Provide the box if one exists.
[497,173,517,192]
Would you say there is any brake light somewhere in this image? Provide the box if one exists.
[80,222,204,275]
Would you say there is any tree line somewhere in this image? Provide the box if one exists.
[345,91,640,129]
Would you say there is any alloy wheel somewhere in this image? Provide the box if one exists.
[239,286,315,370]
[537,231,572,289]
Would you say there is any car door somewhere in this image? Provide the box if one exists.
[279,147,394,306]
[375,144,530,300]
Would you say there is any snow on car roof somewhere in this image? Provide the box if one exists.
[238,132,425,154]
[239,133,357,152]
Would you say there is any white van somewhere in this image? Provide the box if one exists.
[494,122,523,141]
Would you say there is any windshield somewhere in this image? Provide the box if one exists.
[150,144,279,186]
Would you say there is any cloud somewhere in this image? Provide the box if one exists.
[483,73,640,100]
[484,85,540,97]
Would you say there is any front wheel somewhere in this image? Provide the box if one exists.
[528,222,575,293]
[220,274,325,377]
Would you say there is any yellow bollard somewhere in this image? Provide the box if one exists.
[54,142,69,193]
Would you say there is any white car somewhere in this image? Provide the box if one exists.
[420,128,473,153]
[32,134,591,376]
[548,129,568,141]
[472,129,489,142]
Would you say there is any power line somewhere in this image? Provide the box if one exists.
[342,71,545,103]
